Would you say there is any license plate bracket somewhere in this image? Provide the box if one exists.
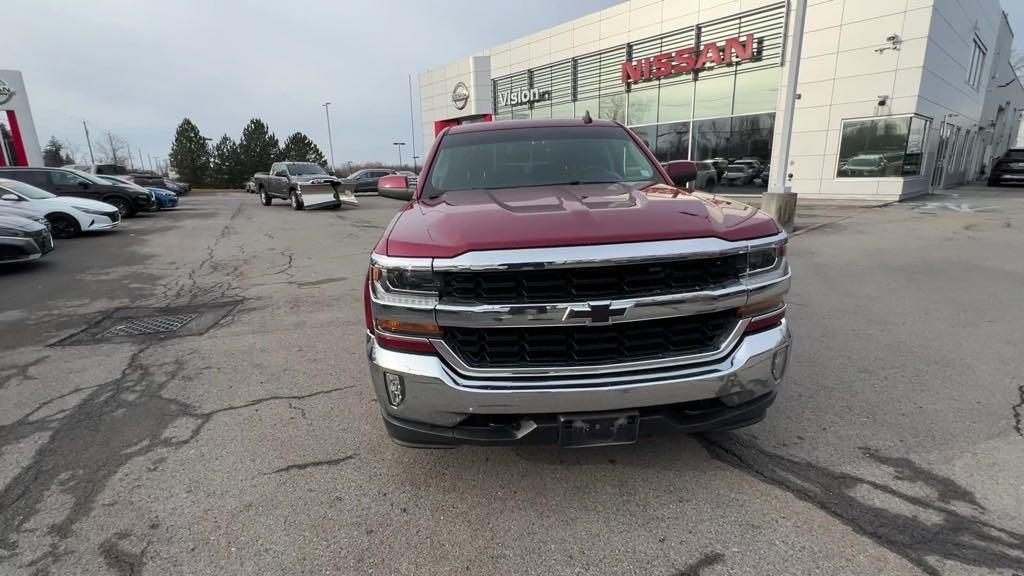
[558,411,639,448]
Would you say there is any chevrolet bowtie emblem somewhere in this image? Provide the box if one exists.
[563,301,631,325]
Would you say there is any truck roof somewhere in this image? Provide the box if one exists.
[445,117,620,135]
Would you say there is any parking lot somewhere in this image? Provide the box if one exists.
[2,188,1023,575]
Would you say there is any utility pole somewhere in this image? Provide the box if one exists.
[408,75,417,172]
[323,102,336,171]
[393,142,406,168]
[763,0,807,232]
[82,121,95,164]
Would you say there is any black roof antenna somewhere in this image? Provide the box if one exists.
[582,110,593,124]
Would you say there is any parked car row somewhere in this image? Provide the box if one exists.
[0,165,185,266]
[65,164,191,194]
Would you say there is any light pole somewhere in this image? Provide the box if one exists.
[82,121,96,164]
[393,142,406,168]
[323,102,336,171]
[763,0,807,232]
[411,155,421,173]
[408,75,417,173]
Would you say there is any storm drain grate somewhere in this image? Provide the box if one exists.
[99,313,200,338]
[51,301,241,347]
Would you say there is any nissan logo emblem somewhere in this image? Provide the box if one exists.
[451,82,470,110]
[0,81,13,106]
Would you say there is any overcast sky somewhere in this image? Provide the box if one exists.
[6,0,618,167]
[8,0,1024,168]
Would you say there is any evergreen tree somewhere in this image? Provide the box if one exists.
[168,118,211,186]
[280,132,326,164]
[42,136,67,167]
[210,134,241,188]
[237,118,280,179]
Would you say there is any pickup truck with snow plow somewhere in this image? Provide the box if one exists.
[363,118,791,447]
[255,162,357,210]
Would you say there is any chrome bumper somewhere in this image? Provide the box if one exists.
[366,320,792,428]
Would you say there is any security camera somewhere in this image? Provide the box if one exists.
[877,95,889,106]
[886,34,899,43]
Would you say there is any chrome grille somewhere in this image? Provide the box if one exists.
[442,311,736,368]
[440,254,745,304]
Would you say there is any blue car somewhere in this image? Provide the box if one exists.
[147,187,178,209]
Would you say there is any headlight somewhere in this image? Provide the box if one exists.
[370,260,440,308]
[368,256,441,339]
[1,228,29,237]
[73,206,111,216]
[744,240,786,276]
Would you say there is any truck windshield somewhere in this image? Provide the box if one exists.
[424,126,663,195]
[287,164,326,175]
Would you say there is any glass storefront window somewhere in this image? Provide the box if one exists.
[655,122,690,162]
[729,113,774,162]
[658,81,693,123]
[630,125,657,153]
[732,68,780,116]
[551,102,574,118]
[599,93,626,123]
[627,87,659,126]
[692,116,732,160]
[575,98,599,118]
[904,116,929,176]
[837,115,930,178]
[693,74,735,119]
[531,104,552,119]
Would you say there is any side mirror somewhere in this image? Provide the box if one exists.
[0,192,20,201]
[78,180,91,189]
[663,160,698,187]
[377,175,409,190]
[274,170,288,178]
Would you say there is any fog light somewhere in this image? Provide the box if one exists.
[384,372,405,407]
[771,346,790,381]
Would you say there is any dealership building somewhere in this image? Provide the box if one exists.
[0,70,43,168]
[420,0,1024,200]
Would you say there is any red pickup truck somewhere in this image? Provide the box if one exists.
[364,118,791,447]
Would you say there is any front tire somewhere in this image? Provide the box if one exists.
[987,177,1000,187]
[260,189,273,206]
[103,196,134,218]
[47,213,81,239]
[289,190,303,210]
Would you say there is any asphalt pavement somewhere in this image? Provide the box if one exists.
[1,187,1022,575]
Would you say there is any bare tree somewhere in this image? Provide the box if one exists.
[94,131,130,166]
[60,139,85,164]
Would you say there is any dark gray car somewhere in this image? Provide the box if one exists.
[342,169,397,193]
[0,213,53,264]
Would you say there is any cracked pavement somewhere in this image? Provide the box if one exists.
[1,188,1023,575]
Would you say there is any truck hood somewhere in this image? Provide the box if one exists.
[383,182,780,258]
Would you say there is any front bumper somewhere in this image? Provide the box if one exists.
[135,197,160,212]
[366,320,791,444]
[0,236,47,264]
[86,213,120,230]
